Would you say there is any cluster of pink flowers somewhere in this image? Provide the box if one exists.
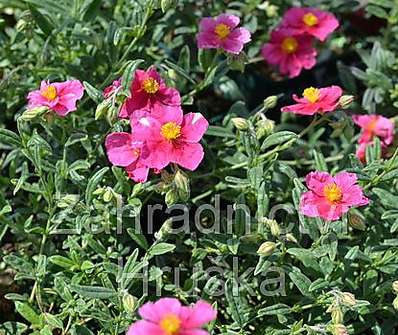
[27,80,85,116]
[197,14,251,54]
[300,171,369,221]
[105,67,209,183]
[262,7,339,77]
[127,298,217,335]
[352,114,395,162]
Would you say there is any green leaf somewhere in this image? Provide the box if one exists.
[49,255,75,269]
[0,128,21,147]
[127,228,149,250]
[83,81,102,103]
[289,268,312,297]
[121,59,145,92]
[0,322,28,335]
[85,167,109,204]
[80,0,102,21]
[287,248,321,273]
[15,302,42,326]
[69,285,116,299]
[206,126,235,138]
[261,131,297,151]
[28,4,54,36]
[148,243,176,256]
[257,303,291,316]
[373,188,398,208]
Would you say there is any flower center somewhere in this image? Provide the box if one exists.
[160,313,181,335]
[303,87,320,103]
[215,23,231,39]
[161,122,181,141]
[132,148,140,157]
[142,78,160,94]
[367,117,378,133]
[281,37,298,54]
[41,85,57,101]
[323,183,343,203]
[303,13,318,27]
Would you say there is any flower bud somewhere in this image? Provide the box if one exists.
[392,280,398,294]
[256,118,275,139]
[103,188,113,202]
[394,296,398,311]
[331,307,344,324]
[257,241,276,256]
[286,233,298,244]
[95,100,111,120]
[339,95,354,109]
[165,189,179,206]
[341,292,356,306]
[174,170,189,194]
[263,218,280,237]
[263,95,278,109]
[231,117,249,131]
[123,293,137,313]
[19,107,48,121]
[333,324,348,335]
[348,212,366,231]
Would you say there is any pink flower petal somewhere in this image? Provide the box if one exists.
[181,113,209,143]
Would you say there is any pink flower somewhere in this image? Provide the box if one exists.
[197,14,251,54]
[352,115,395,146]
[104,79,121,98]
[119,68,181,119]
[27,80,84,116]
[280,7,339,41]
[300,171,369,221]
[261,29,317,78]
[127,298,217,335]
[281,86,343,115]
[132,106,208,171]
[105,132,149,183]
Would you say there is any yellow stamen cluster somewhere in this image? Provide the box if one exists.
[303,13,318,27]
[142,78,160,94]
[215,23,231,39]
[324,183,343,203]
[161,122,181,141]
[281,37,298,54]
[41,85,57,101]
[303,87,320,103]
[160,314,181,335]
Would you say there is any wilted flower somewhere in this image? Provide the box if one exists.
[300,171,369,221]
[119,67,181,118]
[197,14,251,54]
[127,298,217,335]
[280,7,339,41]
[27,80,84,116]
[281,86,343,115]
[340,292,357,306]
[261,29,317,78]
[333,324,348,335]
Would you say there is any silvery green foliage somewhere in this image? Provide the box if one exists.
[1,0,398,334]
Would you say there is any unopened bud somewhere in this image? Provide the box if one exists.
[392,280,398,294]
[165,189,179,206]
[256,118,275,139]
[394,296,398,311]
[57,194,80,208]
[174,170,189,194]
[339,95,354,109]
[257,241,276,256]
[348,213,366,231]
[263,95,278,109]
[331,307,344,324]
[123,293,137,313]
[341,292,356,306]
[263,219,280,237]
[333,324,348,335]
[231,117,249,131]
[19,106,48,121]
[103,188,113,202]
[286,233,298,244]
[155,218,173,240]
[95,100,111,120]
